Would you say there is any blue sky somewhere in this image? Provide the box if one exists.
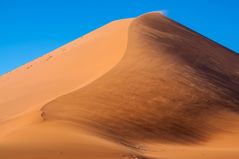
[0,0,238,75]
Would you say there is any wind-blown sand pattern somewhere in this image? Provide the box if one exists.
[0,12,239,159]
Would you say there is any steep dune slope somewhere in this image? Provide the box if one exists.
[1,12,239,159]
[0,18,133,159]
[0,19,132,121]
[43,12,239,143]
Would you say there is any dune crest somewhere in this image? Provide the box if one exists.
[0,18,132,122]
[43,12,239,143]
[1,13,239,159]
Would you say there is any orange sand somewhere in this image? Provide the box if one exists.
[0,12,239,159]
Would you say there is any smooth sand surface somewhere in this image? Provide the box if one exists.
[0,18,133,159]
[0,18,132,121]
[0,121,128,159]
[1,12,239,159]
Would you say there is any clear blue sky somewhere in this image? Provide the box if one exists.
[0,0,238,75]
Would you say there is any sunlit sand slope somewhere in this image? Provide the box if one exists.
[0,18,133,159]
[1,13,239,159]
[0,19,132,121]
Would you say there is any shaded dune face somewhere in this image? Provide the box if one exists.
[42,13,239,144]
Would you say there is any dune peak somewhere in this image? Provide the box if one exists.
[1,12,239,159]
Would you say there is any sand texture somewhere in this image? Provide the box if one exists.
[0,13,239,159]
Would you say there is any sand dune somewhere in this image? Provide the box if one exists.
[0,18,132,121]
[1,12,239,159]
